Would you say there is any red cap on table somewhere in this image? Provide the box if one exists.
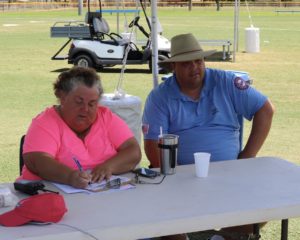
[0,193,67,227]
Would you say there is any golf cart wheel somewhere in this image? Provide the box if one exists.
[74,55,94,69]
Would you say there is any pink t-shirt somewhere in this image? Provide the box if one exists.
[21,106,133,180]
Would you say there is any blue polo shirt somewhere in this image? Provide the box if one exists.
[142,68,267,165]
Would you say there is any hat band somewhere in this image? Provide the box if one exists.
[172,49,202,58]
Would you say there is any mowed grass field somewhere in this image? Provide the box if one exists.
[0,6,299,239]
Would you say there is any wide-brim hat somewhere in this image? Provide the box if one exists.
[159,33,216,71]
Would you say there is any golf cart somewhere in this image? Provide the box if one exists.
[50,0,170,72]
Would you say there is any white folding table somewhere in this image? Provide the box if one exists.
[1,157,300,240]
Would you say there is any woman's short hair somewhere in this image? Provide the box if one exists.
[53,67,103,98]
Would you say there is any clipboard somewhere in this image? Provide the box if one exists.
[52,175,135,194]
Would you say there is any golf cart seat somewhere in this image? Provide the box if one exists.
[92,17,109,34]
[91,17,129,46]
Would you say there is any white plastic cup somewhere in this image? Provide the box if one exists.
[194,152,211,178]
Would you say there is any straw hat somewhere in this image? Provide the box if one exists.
[159,33,216,71]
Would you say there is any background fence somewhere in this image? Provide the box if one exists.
[1,0,300,11]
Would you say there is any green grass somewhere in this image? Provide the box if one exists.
[0,7,300,239]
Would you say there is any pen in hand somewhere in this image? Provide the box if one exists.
[72,157,91,185]
[73,157,83,172]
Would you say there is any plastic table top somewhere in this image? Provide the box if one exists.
[1,157,300,240]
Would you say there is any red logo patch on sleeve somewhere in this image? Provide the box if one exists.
[234,77,249,90]
[142,123,149,134]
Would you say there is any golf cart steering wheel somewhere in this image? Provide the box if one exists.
[129,16,140,28]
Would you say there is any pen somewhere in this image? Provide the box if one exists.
[72,157,91,185]
[72,157,83,172]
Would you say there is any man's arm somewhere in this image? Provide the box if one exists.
[238,99,275,159]
[144,139,160,168]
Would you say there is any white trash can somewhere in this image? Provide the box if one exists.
[245,27,260,53]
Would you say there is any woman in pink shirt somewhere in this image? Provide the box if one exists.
[21,67,141,189]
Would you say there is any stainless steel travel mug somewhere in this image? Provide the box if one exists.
[158,134,179,175]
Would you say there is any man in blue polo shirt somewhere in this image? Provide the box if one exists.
[142,33,274,240]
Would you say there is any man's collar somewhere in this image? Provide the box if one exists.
[167,69,214,100]
[167,74,202,101]
[166,74,183,99]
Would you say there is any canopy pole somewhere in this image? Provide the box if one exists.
[233,0,239,62]
[78,0,83,16]
[151,0,159,88]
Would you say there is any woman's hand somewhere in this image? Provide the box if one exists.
[90,163,113,183]
[90,138,141,182]
[68,170,92,189]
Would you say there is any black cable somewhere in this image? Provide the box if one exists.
[29,222,99,240]
[135,174,166,185]
[41,188,59,194]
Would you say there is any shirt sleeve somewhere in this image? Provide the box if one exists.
[227,76,268,121]
[23,111,60,157]
[103,109,134,149]
[142,90,169,140]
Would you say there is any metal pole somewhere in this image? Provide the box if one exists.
[188,0,192,11]
[233,0,239,62]
[78,0,83,16]
[117,0,120,34]
[151,0,159,88]
[237,0,240,51]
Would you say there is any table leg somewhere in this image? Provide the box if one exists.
[253,223,260,237]
[281,219,288,240]
[227,45,230,58]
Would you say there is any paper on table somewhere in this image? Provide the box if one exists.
[52,175,135,194]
